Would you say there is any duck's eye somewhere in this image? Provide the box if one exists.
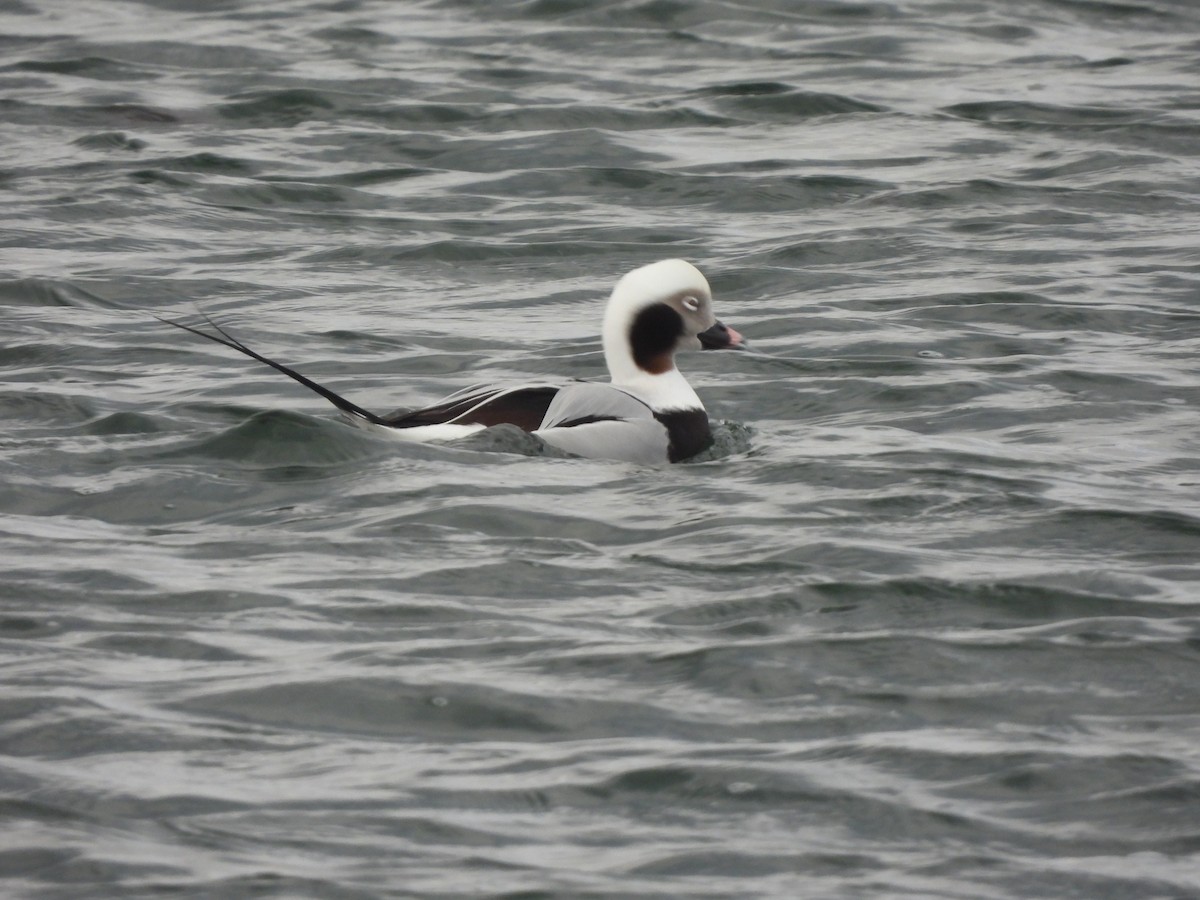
[682,295,700,312]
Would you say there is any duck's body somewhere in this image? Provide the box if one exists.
[165,259,743,464]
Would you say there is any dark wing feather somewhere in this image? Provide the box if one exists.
[382,386,559,431]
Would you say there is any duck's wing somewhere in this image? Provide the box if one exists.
[538,381,655,428]
[381,384,560,431]
[533,382,670,464]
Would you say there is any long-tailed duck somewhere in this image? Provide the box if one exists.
[164,259,744,464]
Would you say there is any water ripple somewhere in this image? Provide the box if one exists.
[2,0,1200,896]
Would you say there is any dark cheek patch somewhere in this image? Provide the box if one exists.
[641,353,673,375]
[629,303,684,375]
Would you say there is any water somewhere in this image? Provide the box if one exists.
[3,0,1200,896]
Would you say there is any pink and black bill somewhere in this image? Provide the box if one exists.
[698,320,745,350]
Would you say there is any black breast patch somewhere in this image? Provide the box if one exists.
[654,408,712,462]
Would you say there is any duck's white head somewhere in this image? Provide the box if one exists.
[602,259,743,390]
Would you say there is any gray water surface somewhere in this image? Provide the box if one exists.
[3,1,1200,897]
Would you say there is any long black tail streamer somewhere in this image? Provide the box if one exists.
[158,314,387,426]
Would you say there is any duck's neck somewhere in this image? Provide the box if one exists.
[609,363,704,412]
[603,295,704,412]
